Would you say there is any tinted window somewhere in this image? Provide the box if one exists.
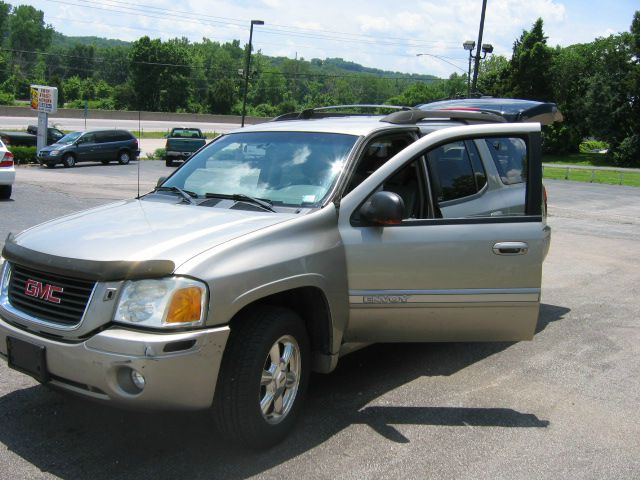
[345,135,414,194]
[94,131,114,143]
[427,141,485,203]
[485,138,527,185]
[171,129,202,138]
[115,131,133,141]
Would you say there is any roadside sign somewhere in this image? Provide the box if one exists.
[30,85,58,114]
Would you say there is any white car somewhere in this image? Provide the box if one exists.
[0,139,15,200]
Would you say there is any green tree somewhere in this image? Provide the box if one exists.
[66,43,95,78]
[8,5,53,72]
[477,55,510,97]
[509,18,553,100]
[0,1,10,43]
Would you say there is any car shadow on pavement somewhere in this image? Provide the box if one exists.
[0,303,568,480]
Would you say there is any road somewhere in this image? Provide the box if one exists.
[0,166,639,479]
[0,115,240,133]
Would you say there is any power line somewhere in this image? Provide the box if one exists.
[70,0,461,47]
[3,47,444,82]
[46,0,461,52]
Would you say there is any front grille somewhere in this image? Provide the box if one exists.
[7,264,96,327]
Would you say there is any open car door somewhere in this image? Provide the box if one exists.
[338,123,550,343]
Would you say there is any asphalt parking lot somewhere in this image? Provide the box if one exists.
[0,162,639,479]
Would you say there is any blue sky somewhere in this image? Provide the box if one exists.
[26,0,640,77]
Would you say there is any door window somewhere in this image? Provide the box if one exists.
[426,140,486,203]
[345,134,415,194]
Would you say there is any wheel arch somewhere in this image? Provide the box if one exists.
[229,285,337,373]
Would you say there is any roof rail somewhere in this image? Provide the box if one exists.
[381,109,507,125]
[271,104,412,122]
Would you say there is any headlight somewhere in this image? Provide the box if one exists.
[0,257,9,297]
[114,277,208,329]
[50,150,60,155]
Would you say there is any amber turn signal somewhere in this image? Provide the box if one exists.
[166,287,203,324]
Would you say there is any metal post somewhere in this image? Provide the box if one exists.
[241,20,264,128]
[467,51,473,98]
[471,0,488,95]
[36,112,47,153]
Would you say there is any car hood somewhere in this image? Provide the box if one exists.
[12,199,296,268]
[40,143,71,151]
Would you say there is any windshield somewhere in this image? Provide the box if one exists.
[57,131,82,144]
[162,131,358,207]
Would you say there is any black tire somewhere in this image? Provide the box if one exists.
[117,150,131,165]
[0,184,11,200]
[62,153,75,168]
[101,159,110,165]
[45,163,55,169]
[213,306,310,449]
[165,158,174,167]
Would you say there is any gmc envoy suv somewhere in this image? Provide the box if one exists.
[0,100,558,448]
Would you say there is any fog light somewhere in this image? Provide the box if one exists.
[130,370,146,390]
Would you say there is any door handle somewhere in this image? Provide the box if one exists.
[493,242,529,255]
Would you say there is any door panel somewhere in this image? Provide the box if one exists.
[338,123,546,343]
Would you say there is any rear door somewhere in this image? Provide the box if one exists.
[338,123,549,343]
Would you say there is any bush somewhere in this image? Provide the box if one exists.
[8,146,37,164]
[611,134,640,167]
[146,148,166,160]
[579,139,609,153]
[0,92,14,105]
[542,124,582,154]
[64,98,116,110]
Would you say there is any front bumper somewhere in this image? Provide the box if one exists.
[166,151,193,160]
[36,152,63,165]
[0,315,230,410]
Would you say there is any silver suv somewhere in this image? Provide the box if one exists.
[0,101,556,448]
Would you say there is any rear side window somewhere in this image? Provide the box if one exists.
[485,138,527,185]
[114,131,133,141]
[426,140,486,203]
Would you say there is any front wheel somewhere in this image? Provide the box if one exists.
[213,306,310,449]
[62,153,75,168]
[117,150,131,165]
[165,158,174,167]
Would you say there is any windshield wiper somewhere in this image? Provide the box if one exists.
[204,192,276,212]
[155,186,198,205]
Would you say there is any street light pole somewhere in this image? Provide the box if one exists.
[463,40,475,98]
[241,19,264,128]
[471,0,488,95]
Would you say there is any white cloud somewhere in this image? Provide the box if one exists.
[26,0,636,78]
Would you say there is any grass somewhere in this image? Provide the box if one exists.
[542,152,612,167]
[542,153,640,187]
[134,130,220,139]
[543,166,640,187]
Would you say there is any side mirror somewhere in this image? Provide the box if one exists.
[359,191,405,225]
[156,176,166,188]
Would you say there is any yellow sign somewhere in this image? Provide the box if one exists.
[30,85,58,114]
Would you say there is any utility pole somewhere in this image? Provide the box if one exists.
[471,0,488,95]
[241,20,264,128]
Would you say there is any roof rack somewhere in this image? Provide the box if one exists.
[381,109,507,125]
[272,104,412,122]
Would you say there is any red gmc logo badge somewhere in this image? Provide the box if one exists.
[24,279,64,304]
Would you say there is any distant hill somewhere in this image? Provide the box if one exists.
[52,32,131,49]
